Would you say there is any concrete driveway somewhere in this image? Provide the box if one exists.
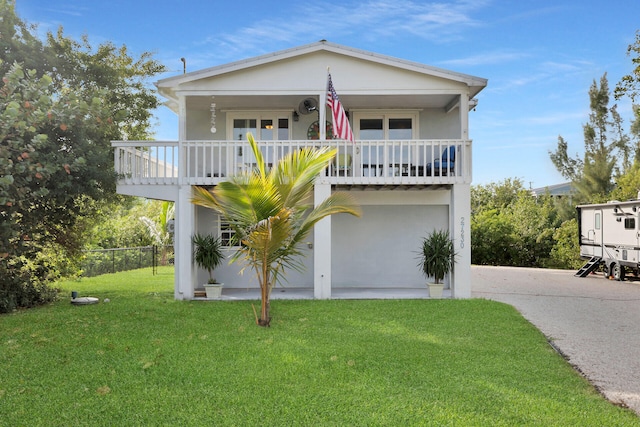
[472,265,640,415]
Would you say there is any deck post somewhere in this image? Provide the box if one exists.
[451,183,471,298]
[314,183,332,299]
[174,185,195,300]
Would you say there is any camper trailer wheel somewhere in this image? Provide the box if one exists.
[602,263,611,278]
[612,262,626,281]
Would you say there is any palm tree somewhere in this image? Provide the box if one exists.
[192,133,361,326]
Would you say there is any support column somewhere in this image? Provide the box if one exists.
[314,183,332,299]
[174,94,195,300]
[459,92,469,140]
[451,184,471,298]
[174,185,195,300]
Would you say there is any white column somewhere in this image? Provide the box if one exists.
[450,184,471,298]
[174,185,195,300]
[313,183,332,299]
[459,92,469,140]
[174,94,195,300]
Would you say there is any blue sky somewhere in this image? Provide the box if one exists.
[16,0,640,188]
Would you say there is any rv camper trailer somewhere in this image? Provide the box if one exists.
[576,199,640,280]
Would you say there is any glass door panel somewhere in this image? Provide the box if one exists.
[359,118,384,177]
[389,118,413,175]
[233,119,256,142]
[278,118,289,140]
[260,119,274,140]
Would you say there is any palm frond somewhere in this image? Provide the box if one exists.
[276,146,336,207]
[296,192,362,242]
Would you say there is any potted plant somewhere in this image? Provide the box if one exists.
[417,229,457,298]
[192,233,225,298]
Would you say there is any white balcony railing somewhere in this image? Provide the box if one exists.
[112,139,472,186]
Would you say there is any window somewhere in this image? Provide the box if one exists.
[220,221,237,248]
[625,217,635,229]
[595,213,601,230]
[231,115,289,141]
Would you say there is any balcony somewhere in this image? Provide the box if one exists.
[112,139,472,188]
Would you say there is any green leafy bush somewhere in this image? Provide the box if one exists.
[0,256,57,313]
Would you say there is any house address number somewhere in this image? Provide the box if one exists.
[460,217,465,249]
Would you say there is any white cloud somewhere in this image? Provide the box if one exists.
[193,0,491,62]
[440,51,530,67]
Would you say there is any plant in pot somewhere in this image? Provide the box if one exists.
[417,229,457,298]
[192,233,225,298]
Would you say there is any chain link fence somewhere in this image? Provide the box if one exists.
[81,245,174,277]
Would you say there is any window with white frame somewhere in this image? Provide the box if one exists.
[219,220,237,248]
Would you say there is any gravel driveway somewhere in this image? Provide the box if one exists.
[471,265,640,415]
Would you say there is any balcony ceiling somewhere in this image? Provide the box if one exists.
[186,94,459,112]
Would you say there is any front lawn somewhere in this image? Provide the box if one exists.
[1,267,637,426]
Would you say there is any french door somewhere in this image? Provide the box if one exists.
[353,112,417,177]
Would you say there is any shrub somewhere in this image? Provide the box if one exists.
[0,256,58,313]
[547,219,583,269]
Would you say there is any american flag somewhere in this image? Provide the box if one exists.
[326,73,354,142]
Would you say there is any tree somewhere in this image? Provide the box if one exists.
[86,198,173,250]
[471,208,517,266]
[0,1,166,311]
[192,134,361,326]
[44,29,165,141]
[550,74,620,203]
[471,178,526,215]
[547,219,583,270]
[506,192,560,267]
[610,162,640,201]
[471,179,525,266]
[470,180,562,268]
[615,30,640,103]
[0,1,44,77]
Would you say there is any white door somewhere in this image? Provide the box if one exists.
[593,210,603,257]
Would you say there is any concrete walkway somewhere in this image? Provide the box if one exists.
[471,265,640,415]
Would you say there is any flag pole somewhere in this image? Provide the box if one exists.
[320,67,330,140]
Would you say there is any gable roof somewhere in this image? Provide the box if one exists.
[156,40,487,103]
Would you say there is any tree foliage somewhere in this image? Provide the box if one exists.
[615,30,640,102]
[86,198,173,250]
[0,0,166,312]
[471,177,526,215]
[546,219,582,270]
[549,74,619,204]
[470,179,578,268]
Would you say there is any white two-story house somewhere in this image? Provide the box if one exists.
[112,41,487,299]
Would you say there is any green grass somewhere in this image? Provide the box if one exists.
[1,267,638,426]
